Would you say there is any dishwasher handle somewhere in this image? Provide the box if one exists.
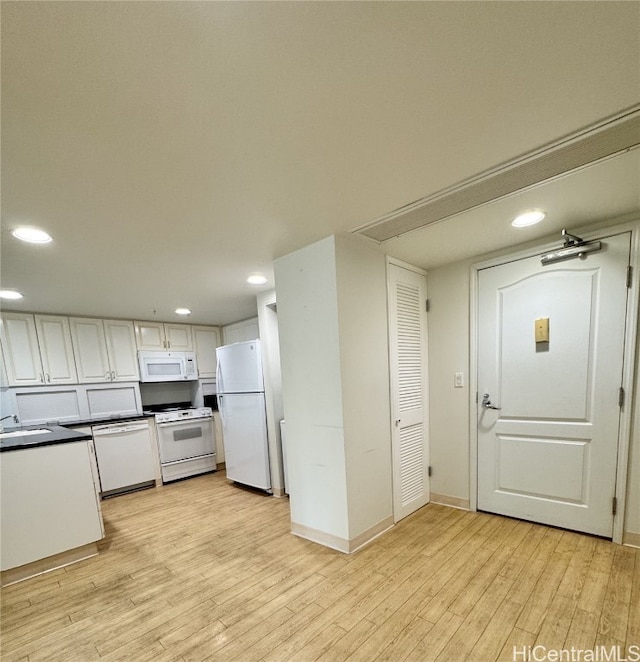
[93,422,150,436]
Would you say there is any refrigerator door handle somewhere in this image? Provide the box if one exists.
[218,394,225,428]
[216,356,223,395]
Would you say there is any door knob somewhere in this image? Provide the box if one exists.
[481,393,501,410]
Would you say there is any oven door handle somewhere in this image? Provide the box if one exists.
[157,418,212,429]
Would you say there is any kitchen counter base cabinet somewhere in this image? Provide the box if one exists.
[0,441,104,585]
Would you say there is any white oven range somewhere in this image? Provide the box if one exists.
[152,406,216,482]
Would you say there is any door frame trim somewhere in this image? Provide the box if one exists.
[469,217,640,544]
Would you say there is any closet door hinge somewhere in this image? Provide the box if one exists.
[627,265,633,288]
[428,466,432,477]
[425,299,430,312]
[612,496,618,516]
[619,387,625,408]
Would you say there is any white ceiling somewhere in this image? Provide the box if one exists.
[2,1,639,325]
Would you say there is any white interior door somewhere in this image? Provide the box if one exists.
[477,232,631,537]
[388,263,429,522]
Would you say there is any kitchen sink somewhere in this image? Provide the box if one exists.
[0,428,52,439]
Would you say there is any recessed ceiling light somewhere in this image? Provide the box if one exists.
[11,227,53,244]
[247,274,268,285]
[0,290,24,300]
[511,210,546,228]
[175,308,191,316]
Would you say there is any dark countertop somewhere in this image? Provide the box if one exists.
[66,413,152,427]
[0,425,93,452]
[0,412,156,452]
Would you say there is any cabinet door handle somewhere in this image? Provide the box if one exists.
[111,371,116,381]
[105,371,111,380]
[39,373,44,383]
[46,373,51,382]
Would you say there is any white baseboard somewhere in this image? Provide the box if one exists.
[623,531,640,548]
[349,516,395,553]
[291,515,395,554]
[291,522,350,553]
[430,493,471,511]
[1,542,98,587]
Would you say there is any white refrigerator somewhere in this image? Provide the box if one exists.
[216,340,271,491]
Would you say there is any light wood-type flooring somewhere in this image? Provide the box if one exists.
[1,470,638,661]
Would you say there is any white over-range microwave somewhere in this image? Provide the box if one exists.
[138,351,198,382]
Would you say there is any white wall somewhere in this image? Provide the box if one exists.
[0,388,17,424]
[275,237,350,541]
[335,234,393,539]
[256,290,286,494]
[426,261,472,505]
[427,227,640,540]
[625,327,640,539]
[275,234,393,550]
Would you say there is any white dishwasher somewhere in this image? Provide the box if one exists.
[92,420,156,496]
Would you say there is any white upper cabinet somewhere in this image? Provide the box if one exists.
[134,321,165,351]
[103,320,139,381]
[134,321,193,351]
[0,313,78,386]
[34,316,78,385]
[70,318,109,382]
[192,325,221,378]
[222,317,260,345]
[0,313,42,385]
[164,324,193,351]
[1,313,220,387]
[71,318,139,383]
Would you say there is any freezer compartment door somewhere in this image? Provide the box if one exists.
[219,392,271,490]
[216,341,264,393]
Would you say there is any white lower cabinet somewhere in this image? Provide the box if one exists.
[0,441,104,572]
[67,426,105,538]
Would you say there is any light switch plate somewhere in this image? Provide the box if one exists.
[535,317,550,343]
[454,372,464,388]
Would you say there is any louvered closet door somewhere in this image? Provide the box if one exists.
[388,263,429,522]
